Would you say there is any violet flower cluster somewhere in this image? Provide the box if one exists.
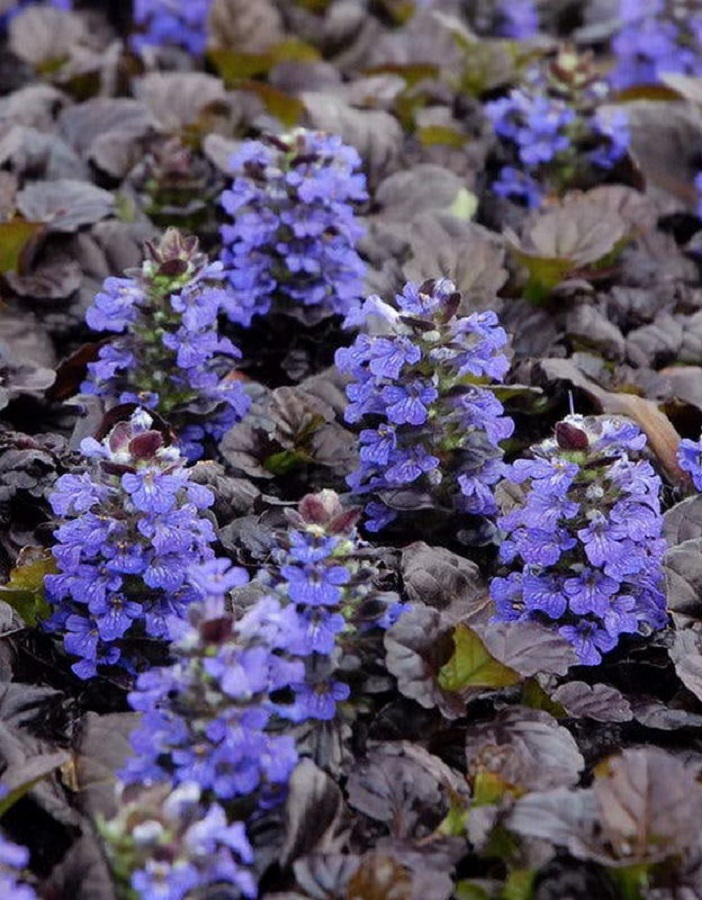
[678,434,702,490]
[101,781,255,900]
[0,833,36,900]
[255,490,405,720]
[132,0,213,55]
[336,279,513,532]
[44,409,216,679]
[83,228,249,461]
[121,558,301,804]
[485,51,630,207]
[610,0,702,89]
[220,130,367,327]
[491,415,668,665]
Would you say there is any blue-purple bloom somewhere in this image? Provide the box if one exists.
[44,409,217,679]
[83,228,249,461]
[220,130,367,326]
[336,279,513,531]
[491,415,668,665]
[132,0,213,55]
[0,834,36,900]
[486,52,630,207]
[101,781,256,900]
[610,0,702,89]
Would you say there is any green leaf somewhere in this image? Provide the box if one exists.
[209,39,319,85]
[418,125,469,149]
[264,449,311,476]
[608,865,650,900]
[455,882,492,900]
[240,81,304,127]
[438,795,469,837]
[502,869,536,900]
[520,678,566,717]
[0,219,43,274]
[438,623,521,693]
[0,550,55,626]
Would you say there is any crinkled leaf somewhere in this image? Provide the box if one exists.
[72,712,140,821]
[401,543,489,625]
[59,99,154,178]
[281,759,348,867]
[465,708,584,793]
[6,259,83,300]
[507,787,598,851]
[43,832,117,900]
[17,180,114,233]
[506,197,628,298]
[438,623,521,694]
[475,621,579,677]
[670,629,702,703]
[664,497,702,546]
[621,100,702,210]
[550,682,633,723]
[592,748,702,863]
[207,0,284,52]
[665,538,702,621]
[9,6,86,68]
[375,165,470,223]
[347,743,453,839]
[134,72,229,134]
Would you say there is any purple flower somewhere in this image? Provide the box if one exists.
[132,0,213,54]
[491,415,667,665]
[220,130,367,326]
[678,436,702,490]
[337,279,512,530]
[45,410,216,679]
[83,229,249,462]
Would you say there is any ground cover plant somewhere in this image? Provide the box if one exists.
[6,1,702,898]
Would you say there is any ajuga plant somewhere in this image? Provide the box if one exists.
[219,130,367,327]
[610,0,702,89]
[490,415,668,665]
[82,228,249,461]
[127,137,224,233]
[485,47,630,208]
[335,278,513,532]
[101,781,256,899]
[131,0,212,54]
[0,833,36,900]
[119,560,300,896]
[44,409,216,679]
[118,490,403,893]
[254,490,405,721]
